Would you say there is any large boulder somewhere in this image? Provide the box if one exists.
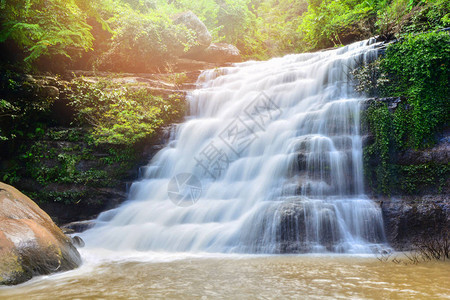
[0,182,81,285]
[172,11,212,56]
[189,43,242,63]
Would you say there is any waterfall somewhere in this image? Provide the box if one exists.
[82,39,387,253]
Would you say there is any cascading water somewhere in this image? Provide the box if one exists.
[82,39,387,253]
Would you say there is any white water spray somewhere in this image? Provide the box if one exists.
[83,39,386,253]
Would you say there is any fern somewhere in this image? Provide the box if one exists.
[1,0,94,63]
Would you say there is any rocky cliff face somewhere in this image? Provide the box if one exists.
[361,98,449,250]
[0,182,81,285]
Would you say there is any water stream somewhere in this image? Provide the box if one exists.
[82,39,386,253]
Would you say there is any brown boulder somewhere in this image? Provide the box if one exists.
[189,43,242,63]
[0,182,81,285]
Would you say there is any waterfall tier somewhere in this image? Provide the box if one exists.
[83,39,387,253]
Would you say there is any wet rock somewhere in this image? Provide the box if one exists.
[277,201,307,253]
[61,220,96,233]
[361,134,374,148]
[38,186,128,224]
[376,195,450,251]
[361,97,407,113]
[396,138,450,165]
[0,182,81,285]
[71,236,85,248]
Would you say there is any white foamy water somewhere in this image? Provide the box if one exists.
[82,39,387,253]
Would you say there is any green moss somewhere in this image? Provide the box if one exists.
[363,103,394,194]
[360,32,449,196]
[380,32,450,149]
[0,252,27,285]
[363,101,449,195]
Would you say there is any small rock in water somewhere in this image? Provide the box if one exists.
[72,236,85,248]
[61,220,96,233]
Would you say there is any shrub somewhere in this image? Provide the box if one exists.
[297,0,377,50]
[95,4,197,72]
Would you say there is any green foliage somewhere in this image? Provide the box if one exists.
[101,147,136,165]
[298,0,449,51]
[391,104,412,150]
[357,31,449,149]
[68,78,185,145]
[298,0,377,50]
[0,98,19,140]
[45,128,86,142]
[0,71,185,206]
[0,127,135,191]
[191,0,308,58]
[363,102,449,195]
[360,32,449,195]
[247,0,308,58]
[352,60,388,97]
[169,0,269,58]
[363,103,393,194]
[396,163,449,194]
[375,0,411,40]
[17,140,87,186]
[1,0,449,70]
[0,0,94,64]
[30,190,88,204]
[401,0,450,34]
[1,164,20,184]
[167,72,188,89]
[380,31,449,148]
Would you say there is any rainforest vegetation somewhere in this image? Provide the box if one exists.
[0,0,448,68]
[0,0,448,209]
